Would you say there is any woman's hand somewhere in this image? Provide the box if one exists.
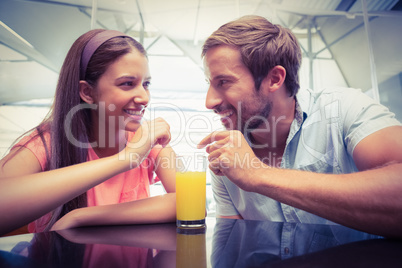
[131,117,171,148]
[120,118,171,170]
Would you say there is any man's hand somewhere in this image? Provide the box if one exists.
[198,130,269,192]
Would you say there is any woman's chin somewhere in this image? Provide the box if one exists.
[124,121,142,132]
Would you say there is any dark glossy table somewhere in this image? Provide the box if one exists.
[1,217,401,267]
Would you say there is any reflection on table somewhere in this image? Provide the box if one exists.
[1,217,401,268]
[211,218,402,267]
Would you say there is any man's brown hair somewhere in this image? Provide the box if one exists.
[202,15,302,97]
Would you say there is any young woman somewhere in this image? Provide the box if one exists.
[0,29,176,235]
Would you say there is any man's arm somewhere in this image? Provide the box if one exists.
[199,127,402,238]
[352,126,402,171]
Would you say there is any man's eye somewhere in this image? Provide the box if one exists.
[143,81,151,89]
[218,80,228,87]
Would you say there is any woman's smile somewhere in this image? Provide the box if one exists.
[123,108,146,121]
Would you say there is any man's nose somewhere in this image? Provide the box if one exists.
[205,86,222,110]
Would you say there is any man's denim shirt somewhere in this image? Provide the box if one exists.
[211,87,401,224]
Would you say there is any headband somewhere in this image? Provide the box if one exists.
[80,30,130,80]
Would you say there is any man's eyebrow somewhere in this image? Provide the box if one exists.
[212,74,235,80]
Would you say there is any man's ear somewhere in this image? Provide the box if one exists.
[263,65,286,93]
[79,81,95,104]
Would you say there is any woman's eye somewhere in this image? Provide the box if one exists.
[121,81,133,87]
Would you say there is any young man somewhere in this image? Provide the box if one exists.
[198,15,402,238]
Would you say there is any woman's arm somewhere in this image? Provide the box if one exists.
[56,223,177,250]
[0,148,134,235]
[0,118,171,236]
[51,146,178,231]
[154,146,176,193]
[51,193,176,231]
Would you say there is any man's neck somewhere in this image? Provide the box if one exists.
[249,97,296,165]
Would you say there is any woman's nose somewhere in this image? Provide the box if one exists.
[134,85,149,105]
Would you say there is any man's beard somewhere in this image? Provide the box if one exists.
[238,99,272,134]
[217,94,273,134]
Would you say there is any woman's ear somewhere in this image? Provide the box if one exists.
[264,65,286,93]
[79,81,95,104]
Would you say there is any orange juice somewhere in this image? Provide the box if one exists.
[176,171,206,222]
[176,231,206,268]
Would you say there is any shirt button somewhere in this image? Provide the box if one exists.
[284,247,290,254]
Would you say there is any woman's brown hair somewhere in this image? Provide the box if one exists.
[7,29,146,231]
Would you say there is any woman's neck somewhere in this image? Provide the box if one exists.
[91,129,127,158]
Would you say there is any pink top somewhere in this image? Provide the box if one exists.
[14,131,162,232]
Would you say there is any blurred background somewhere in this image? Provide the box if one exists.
[1,0,402,214]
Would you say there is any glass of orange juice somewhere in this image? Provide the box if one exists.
[176,227,206,268]
[176,152,207,229]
